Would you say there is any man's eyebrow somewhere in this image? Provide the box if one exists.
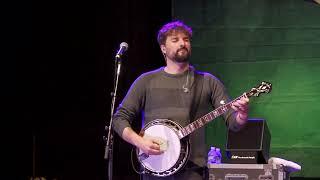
[168,35,178,38]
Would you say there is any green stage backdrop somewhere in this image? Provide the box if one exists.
[173,0,320,177]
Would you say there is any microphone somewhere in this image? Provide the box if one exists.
[115,42,129,59]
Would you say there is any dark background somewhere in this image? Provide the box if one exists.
[4,0,171,179]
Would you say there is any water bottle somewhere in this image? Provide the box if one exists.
[207,147,222,164]
[215,148,222,164]
[207,147,216,164]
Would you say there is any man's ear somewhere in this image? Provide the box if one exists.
[160,45,166,54]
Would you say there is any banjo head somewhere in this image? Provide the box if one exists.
[137,119,189,176]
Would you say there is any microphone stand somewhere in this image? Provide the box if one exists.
[104,56,123,180]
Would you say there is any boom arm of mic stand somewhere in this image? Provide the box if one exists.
[104,58,122,180]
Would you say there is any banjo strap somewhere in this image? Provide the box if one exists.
[189,71,204,123]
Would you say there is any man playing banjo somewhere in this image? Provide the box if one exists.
[112,20,250,180]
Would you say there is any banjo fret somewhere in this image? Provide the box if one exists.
[186,126,191,134]
[198,118,203,127]
[195,120,201,129]
[212,110,219,118]
[190,123,195,131]
[181,128,187,137]
[203,115,209,122]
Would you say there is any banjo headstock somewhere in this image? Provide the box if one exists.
[246,81,272,97]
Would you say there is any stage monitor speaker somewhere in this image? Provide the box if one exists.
[226,118,271,164]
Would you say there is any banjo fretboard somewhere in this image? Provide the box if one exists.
[177,94,247,139]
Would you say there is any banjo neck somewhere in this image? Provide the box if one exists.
[177,94,246,139]
[177,81,272,139]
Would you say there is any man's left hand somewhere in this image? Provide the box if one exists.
[231,94,249,125]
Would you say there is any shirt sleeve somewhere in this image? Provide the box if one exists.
[112,75,146,136]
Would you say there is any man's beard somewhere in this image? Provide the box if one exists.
[173,48,191,63]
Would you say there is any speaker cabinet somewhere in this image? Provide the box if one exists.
[226,118,271,164]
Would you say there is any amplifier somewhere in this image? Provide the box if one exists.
[226,118,271,164]
[208,163,289,180]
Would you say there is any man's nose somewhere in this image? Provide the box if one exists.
[179,40,186,47]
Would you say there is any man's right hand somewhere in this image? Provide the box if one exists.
[138,137,164,155]
[122,127,164,156]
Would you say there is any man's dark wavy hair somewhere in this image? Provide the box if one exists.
[157,20,192,46]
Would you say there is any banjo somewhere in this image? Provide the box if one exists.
[136,81,272,177]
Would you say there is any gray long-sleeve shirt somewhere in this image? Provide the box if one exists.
[112,66,241,166]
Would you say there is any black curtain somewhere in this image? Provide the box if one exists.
[5,0,171,179]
